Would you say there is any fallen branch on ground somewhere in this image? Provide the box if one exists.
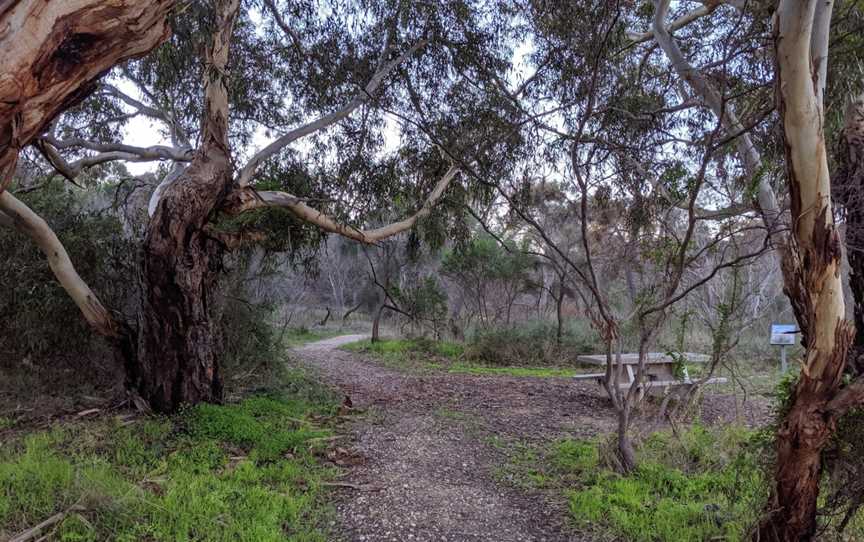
[10,505,86,542]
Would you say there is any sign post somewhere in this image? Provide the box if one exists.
[770,324,799,372]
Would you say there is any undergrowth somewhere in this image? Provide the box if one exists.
[464,320,600,366]
[0,368,339,541]
[342,338,585,378]
[503,425,767,541]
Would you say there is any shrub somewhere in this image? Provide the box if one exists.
[219,298,285,379]
[464,320,601,366]
[0,180,133,364]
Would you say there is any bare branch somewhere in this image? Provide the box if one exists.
[99,83,191,148]
[43,135,191,163]
[627,2,723,44]
[35,135,191,184]
[237,39,428,187]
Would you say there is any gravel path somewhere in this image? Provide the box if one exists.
[295,335,607,542]
[294,335,771,542]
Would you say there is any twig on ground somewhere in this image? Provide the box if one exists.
[320,481,384,491]
[10,505,86,542]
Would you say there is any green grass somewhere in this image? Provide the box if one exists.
[446,363,578,378]
[282,327,345,347]
[501,425,767,542]
[342,338,584,378]
[0,369,339,541]
[340,338,460,372]
[342,338,463,359]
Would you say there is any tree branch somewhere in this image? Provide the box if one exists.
[98,83,191,148]
[225,164,458,244]
[649,0,782,237]
[261,0,305,56]
[627,1,724,44]
[0,190,120,338]
[236,38,428,187]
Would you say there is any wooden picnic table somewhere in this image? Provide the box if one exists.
[573,352,726,397]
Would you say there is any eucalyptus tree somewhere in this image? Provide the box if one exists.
[1,0,519,412]
[627,0,864,536]
[755,3,860,538]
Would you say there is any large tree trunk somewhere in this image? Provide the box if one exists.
[131,164,231,412]
[0,0,173,191]
[125,0,240,413]
[757,3,854,539]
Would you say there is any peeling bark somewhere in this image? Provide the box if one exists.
[0,0,173,191]
[757,2,855,538]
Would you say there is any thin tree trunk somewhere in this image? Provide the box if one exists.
[555,288,564,346]
[616,407,636,473]
[371,304,384,343]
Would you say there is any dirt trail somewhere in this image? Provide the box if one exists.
[294,335,611,542]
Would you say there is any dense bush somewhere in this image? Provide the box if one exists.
[464,320,601,366]
[219,299,285,380]
[0,181,133,366]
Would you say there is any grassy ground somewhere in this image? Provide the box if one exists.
[341,338,586,377]
[0,368,340,542]
[282,327,347,347]
[497,425,768,542]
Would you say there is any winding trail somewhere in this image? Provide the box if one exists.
[294,335,612,542]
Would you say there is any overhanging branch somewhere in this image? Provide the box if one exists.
[224,164,458,244]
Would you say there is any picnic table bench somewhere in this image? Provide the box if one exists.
[573,352,727,397]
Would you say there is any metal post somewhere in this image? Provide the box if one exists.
[780,344,788,373]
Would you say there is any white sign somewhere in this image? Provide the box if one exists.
[770,324,798,345]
